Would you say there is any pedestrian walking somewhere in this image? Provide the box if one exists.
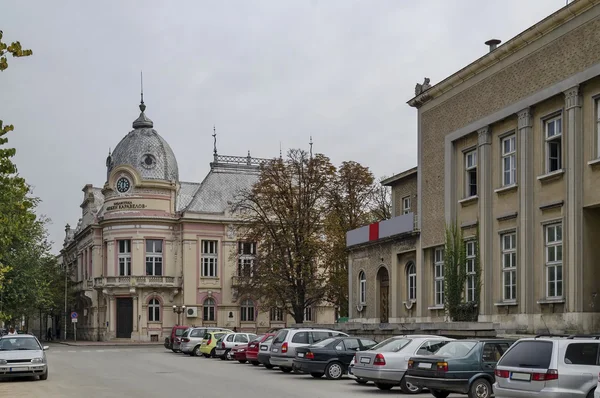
[46,327,53,341]
[7,327,17,335]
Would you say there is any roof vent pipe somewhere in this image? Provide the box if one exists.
[485,39,501,52]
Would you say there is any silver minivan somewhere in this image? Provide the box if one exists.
[270,328,348,373]
[180,327,232,356]
[494,335,600,398]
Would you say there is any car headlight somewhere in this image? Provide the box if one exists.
[31,358,44,364]
[239,349,245,352]
[0,359,7,365]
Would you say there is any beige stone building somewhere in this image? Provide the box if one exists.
[348,0,600,333]
[61,100,334,341]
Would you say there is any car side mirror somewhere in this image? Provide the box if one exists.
[43,346,49,351]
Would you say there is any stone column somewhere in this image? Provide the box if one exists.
[517,108,535,314]
[478,126,493,315]
[131,294,140,341]
[108,296,115,335]
[564,85,583,312]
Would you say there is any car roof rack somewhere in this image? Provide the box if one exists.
[533,334,570,338]
[566,334,600,339]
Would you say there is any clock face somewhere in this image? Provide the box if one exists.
[116,177,131,193]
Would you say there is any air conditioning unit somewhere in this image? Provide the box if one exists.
[186,307,198,318]
[356,304,364,313]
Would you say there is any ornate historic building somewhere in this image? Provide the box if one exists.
[61,99,335,341]
[348,0,600,334]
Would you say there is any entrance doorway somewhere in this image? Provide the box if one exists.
[377,267,390,323]
[116,298,133,338]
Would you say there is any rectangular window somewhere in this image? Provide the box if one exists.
[238,242,256,277]
[545,223,563,298]
[501,233,517,301]
[465,150,477,197]
[201,240,218,278]
[402,196,411,214]
[465,241,476,302]
[270,308,284,322]
[304,307,313,322]
[118,240,131,276]
[596,99,600,158]
[145,239,163,276]
[545,116,562,173]
[434,247,444,306]
[501,134,516,186]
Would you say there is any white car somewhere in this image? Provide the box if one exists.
[214,332,257,360]
[0,334,49,380]
[595,372,600,398]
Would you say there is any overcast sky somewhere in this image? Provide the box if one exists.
[1,0,568,253]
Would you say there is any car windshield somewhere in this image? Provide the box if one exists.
[252,334,265,342]
[370,338,411,352]
[264,335,274,343]
[435,341,477,357]
[175,329,186,336]
[0,337,40,351]
[310,337,338,347]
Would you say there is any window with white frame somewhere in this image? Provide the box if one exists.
[465,150,477,197]
[240,299,255,322]
[203,297,216,321]
[270,307,284,322]
[501,232,517,301]
[501,134,516,186]
[304,306,313,322]
[407,262,417,301]
[402,196,411,214]
[359,271,366,304]
[201,240,218,278]
[434,248,444,306]
[118,240,131,276]
[545,223,563,298]
[145,240,163,276]
[238,242,256,277]
[545,116,562,173]
[596,99,600,157]
[148,298,160,322]
[465,241,476,302]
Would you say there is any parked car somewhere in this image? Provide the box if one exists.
[232,343,250,363]
[165,325,188,352]
[247,333,276,366]
[199,331,229,358]
[270,328,349,373]
[258,335,277,369]
[352,334,453,393]
[180,327,233,356]
[214,333,257,360]
[0,334,49,380]
[406,338,515,398]
[595,372,600,398]
[293,336,377,380]
[493,334,600,398]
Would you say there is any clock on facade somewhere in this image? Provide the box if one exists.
[116,177,131,193]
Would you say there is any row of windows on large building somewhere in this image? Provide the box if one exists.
[356,221,563,306]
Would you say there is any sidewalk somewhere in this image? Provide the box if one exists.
[51,340,164,347]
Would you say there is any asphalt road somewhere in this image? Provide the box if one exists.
[0,344,463,397]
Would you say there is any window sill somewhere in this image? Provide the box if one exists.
[148,321,161,324]
[536,298,565,305]
[494,184,518,195]
[494,301,518,307]
[458,196,479,207]
[588,158,600,167]
[200,277,219,280]
[537,169,564,183]
[428,305,445,311]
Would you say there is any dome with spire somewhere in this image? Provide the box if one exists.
[106,100,179,182]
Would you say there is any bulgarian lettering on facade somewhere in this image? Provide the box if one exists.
[106,201,147,212]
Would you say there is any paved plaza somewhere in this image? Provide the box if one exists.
[0,344,463,397]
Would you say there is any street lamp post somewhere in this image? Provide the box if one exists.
[172,305,186,326]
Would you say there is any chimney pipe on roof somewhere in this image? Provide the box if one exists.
[485,39,501,52]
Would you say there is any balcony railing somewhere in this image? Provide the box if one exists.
[94,276,177,289]
[73,279,94,291]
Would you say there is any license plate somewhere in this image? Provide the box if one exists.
[261,346,267,351]
[511,372,532,381]
[250,344,255,348]
[360,357,371,364]
[272,348,278,352]
[298,353,304,357]
[9,368,12,372]
[418,362,432,369]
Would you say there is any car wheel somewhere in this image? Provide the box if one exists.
[171,348,177,353]
[265,364,274,369]
[251,361,260,366]
[164,338,170,349]
[194,346,202,357]
[375,382,394,390]
[587,390,595,398]
[210,348,216,358]
[280,367,292,373]
[238,360,247,364]
[400,375,422,394]
[39,370,48,381]
[431,390,450,398]
[311,372,324,378]
[355,378,368,385]
[468,378,492,398]
[325,361,344,380]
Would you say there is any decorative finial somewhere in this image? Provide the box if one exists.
[212,125,217,156]
[108,147,111,156]
[309,136,313,158]
[139,71,146,112]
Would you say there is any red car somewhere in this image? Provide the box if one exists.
[232,344,249,363]
[246,333,276,366]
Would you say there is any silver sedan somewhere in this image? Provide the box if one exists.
[0,334,49,380]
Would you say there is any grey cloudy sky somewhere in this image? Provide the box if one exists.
[1,0,567,253]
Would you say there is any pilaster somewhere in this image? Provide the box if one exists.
[477,126,493,315]
[564,85,583,312]
[517,107,534,314]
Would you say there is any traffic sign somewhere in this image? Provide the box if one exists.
[71,318,78,323]
[71,312,78,319]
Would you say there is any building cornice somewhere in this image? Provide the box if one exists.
[381,166,418,186]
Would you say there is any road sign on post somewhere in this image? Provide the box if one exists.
[71,312,78,342]
[71,312,78,319]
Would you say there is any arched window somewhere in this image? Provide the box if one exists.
[407,262,417,301]
[241,299,255,322]
[203,298,216,321]
[359,271,366,304]
[148,298,160,322]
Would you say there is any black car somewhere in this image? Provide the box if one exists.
[293,336,377,380]
[405,339,515,398]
